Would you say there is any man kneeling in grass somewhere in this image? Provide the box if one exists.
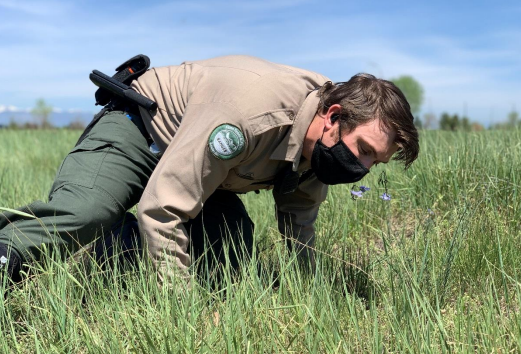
[0,55,419,288]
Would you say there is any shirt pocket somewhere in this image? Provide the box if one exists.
[249,109,295,135]
[220,167,278,193]
[51,139,112,191]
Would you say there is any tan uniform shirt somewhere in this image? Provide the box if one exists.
[131,55,329,281]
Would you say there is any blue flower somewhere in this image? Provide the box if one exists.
[351,190,363,198]
[359,185,371,193]
[380,193,391,201]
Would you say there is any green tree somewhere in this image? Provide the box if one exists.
[507,110,519,127]
[439,113,461,131]
[31,98,53,128]
[461,116,471,132]
[439,113,452,131]
[390,75,424,118]
[450,114,461,131]
[8,117,19,130]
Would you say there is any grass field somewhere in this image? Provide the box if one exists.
[1,128,521,353]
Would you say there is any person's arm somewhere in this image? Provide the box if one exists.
[137,102,253,285]
[272,173,328,271]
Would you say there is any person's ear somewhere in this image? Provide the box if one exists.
[324,104,342,130]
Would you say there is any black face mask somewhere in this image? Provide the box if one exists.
[311,135,370,185]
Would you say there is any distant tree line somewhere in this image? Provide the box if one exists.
[4,98,86,130]
[2,93,518,132]
[489,110,520,130]
[438,113,485,131]
[389,75,517,131]
[433,110,520,131]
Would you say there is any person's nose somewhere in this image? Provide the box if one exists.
[359,157,374,170]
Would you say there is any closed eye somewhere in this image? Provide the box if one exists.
[358,142,374,158]
[358,140,382,165]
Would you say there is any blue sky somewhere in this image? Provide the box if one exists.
[1,0,520,126]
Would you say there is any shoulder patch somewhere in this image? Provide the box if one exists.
[208,124,245,160]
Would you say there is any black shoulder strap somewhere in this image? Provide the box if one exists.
[94,54,151,107]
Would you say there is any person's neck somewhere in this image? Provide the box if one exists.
[301,114,324,160]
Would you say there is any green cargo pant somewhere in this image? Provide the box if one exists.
[0,110,254,275]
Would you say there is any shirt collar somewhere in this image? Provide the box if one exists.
[270,90,321,170]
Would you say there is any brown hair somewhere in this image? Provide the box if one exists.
[317,73,419,168]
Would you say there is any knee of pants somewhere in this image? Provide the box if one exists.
[49,184,123,242]
[187,191,255,265]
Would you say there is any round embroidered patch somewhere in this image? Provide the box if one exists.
[208,124,245,160]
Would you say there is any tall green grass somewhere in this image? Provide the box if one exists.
[1,128,521,353]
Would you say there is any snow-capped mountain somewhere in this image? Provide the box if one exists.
[0,105,96,127]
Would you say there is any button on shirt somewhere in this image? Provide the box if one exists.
[131,55,330,274]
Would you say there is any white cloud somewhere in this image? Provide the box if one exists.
[0,105,28,113]
[0,0,519,127]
